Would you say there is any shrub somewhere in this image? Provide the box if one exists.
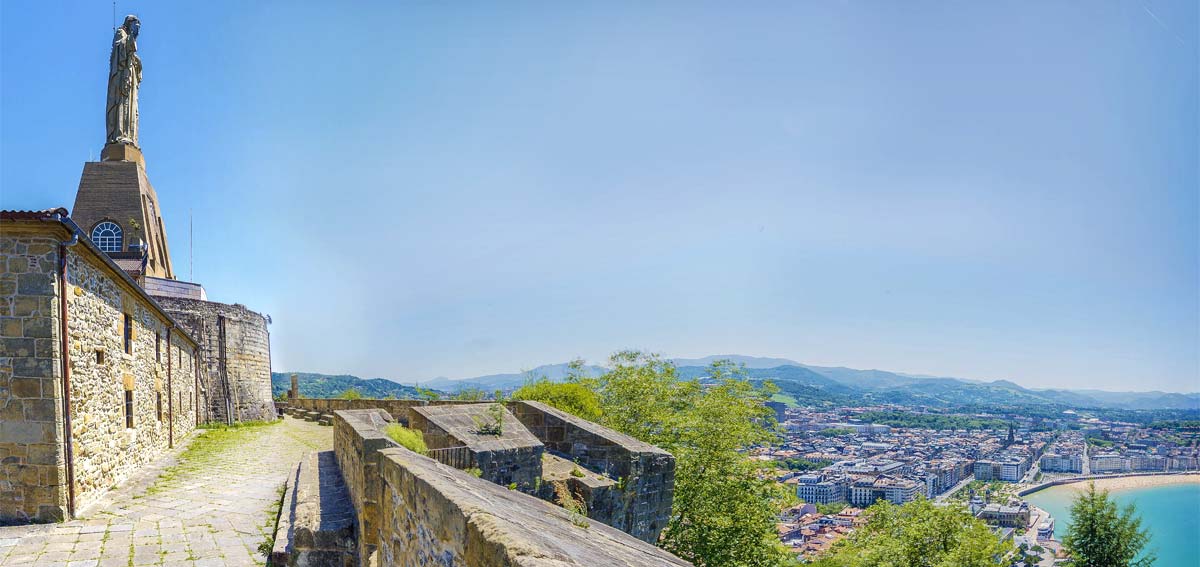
[385,424,428,455]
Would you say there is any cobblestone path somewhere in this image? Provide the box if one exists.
[0,417,332,567]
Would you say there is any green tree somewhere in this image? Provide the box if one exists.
[811,498,1007,567]
[511,378,602,421]
[449,387,487,401]
[415,387,440,401]
[1062,483,1154,567]
[338,388,363,400]
[592,351,792,567]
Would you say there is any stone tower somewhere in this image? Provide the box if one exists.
[71,159,175,280]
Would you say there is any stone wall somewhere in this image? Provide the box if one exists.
[1,224,200,524]
[0,234,68,523]
[509,401,675,543]
[408,404,544,491]
[289,398,428,425]
[65,246,198,511]
[333,409,398,562]
[332,409,691,567]
[156,296,273,423]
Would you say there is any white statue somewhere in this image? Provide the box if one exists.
[106,15,141,146]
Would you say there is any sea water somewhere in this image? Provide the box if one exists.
[1024,482,1200,566]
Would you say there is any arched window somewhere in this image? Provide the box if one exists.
[91,221,123,253]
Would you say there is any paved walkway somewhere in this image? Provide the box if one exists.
[0,417,332,567]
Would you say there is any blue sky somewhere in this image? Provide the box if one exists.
[2,1,1196,392]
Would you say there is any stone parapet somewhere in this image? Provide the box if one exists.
[332,409,400,562]
[375,446,691,567]
[408,404,544,491]
[290,399,428,425]
[329,407,690,567]
[508,401,675,542]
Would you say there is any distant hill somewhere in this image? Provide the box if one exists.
[277,354,1198,410]
[271,372,427,399]
[415,363,607,393]
[670,355,803,369]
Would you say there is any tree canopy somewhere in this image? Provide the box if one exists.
[510,378,602,421]
[512,351,792,567]
[811,498,1008,567]
[1062,483,1154,567]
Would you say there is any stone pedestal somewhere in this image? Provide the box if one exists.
[72,159,174,279]
[100,143,145,167]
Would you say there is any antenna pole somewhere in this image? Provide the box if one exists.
[112,1,116,31]
[189,210,194,281]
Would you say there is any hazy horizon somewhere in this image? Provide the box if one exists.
[279,352,1200,395]
[2,2,1197,392]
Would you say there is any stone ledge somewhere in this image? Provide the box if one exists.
[270,451,356,567]
[376,446,691,566]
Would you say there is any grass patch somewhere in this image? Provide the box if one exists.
[145,420,281,494]
[197,418,280,430]
[385,424,428,455]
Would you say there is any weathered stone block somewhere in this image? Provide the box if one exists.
[11,357,53,378]
[0,338,35,357]
[10,377,42,398]
[16,273,54,296]
[21,316,53,338]
[22,399,57,422]
[0,422,54,444]
[0,318,22,338]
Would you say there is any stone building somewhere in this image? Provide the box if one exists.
[0,210,200,523]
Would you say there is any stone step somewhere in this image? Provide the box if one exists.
[269,451,356,566]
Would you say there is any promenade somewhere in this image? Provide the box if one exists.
[0,417,332,567]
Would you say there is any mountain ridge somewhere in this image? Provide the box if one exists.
[275,354,1198,410]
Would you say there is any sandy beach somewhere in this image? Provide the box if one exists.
[1051,473,1200,493]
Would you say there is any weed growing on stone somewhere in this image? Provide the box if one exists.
[384,424,428,455]
[471,403,505,435]
[552,480,589,530]
[257,483,287,559]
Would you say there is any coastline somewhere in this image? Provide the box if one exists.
[1021,472,1200,496]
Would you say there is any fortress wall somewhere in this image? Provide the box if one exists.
[331,409,691,567]
[289,398,427,425]
[0,235,68,524]
[509,401,675,543]
[156,297,274,423]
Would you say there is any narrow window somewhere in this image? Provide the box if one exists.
[155,333,161,362]
[124,390,134,428]
[156,391,163,422]
[95,349,105,364]
[123,314,133,354]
